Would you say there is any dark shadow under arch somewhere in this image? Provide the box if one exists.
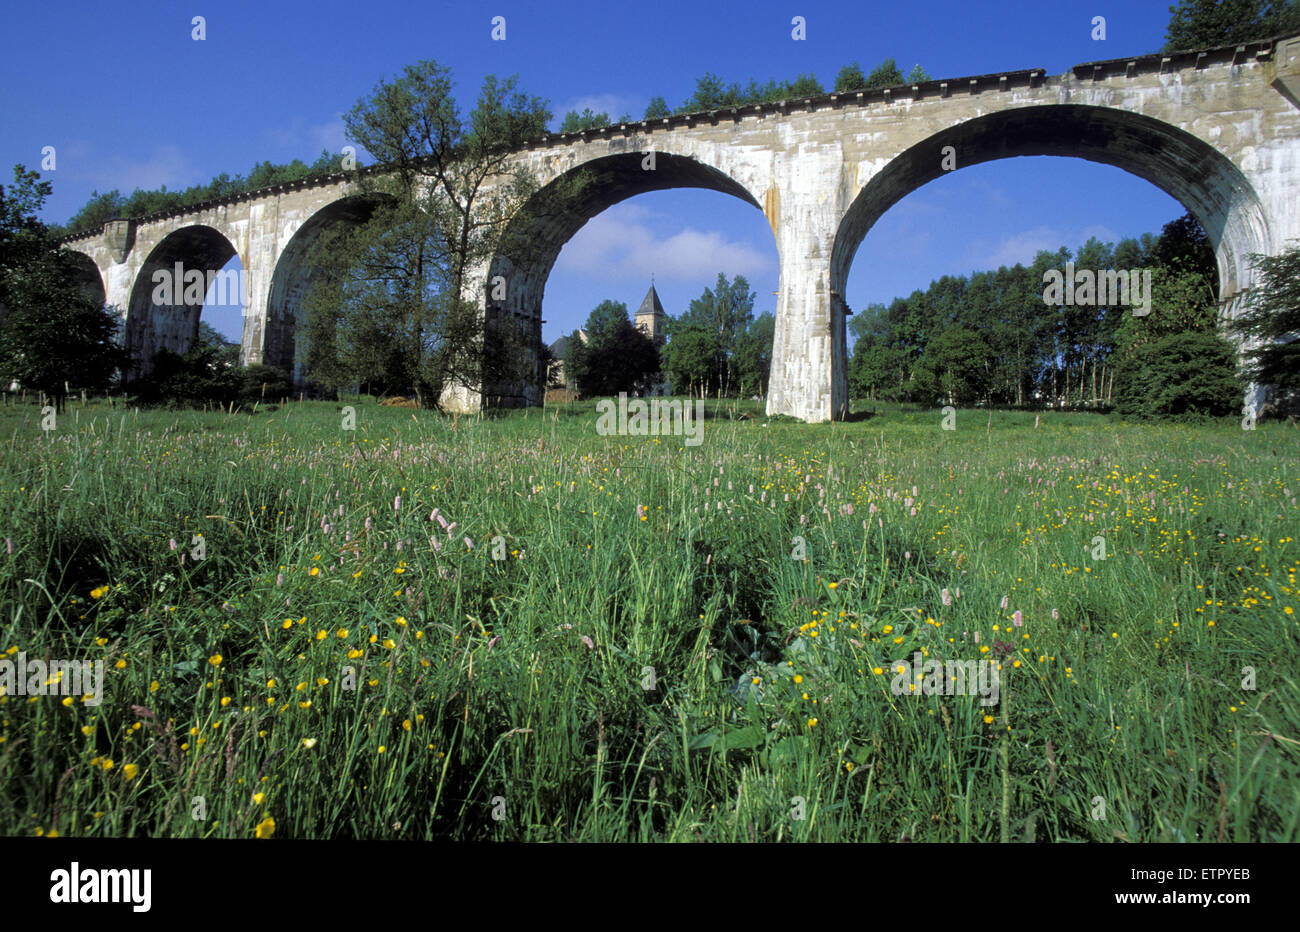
[264,194,391,386]
[64,251,106,309]
[125,225,237,379]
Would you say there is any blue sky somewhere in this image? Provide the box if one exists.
[0,0,1187,346]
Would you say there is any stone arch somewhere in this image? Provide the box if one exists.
[124,225,238,379]
[64,250,106,309]
[265,194,391,388]
[483,150,765,406]
[831,104,1273,313]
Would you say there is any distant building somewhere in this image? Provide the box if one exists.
[548,280,670,394]
[634,281,666,346]
[547,328,587,389]
[634,281,669,395]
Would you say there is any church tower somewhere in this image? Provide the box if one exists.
[634,279,666,346]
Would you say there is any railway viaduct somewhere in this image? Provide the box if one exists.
[62,33,1300,421]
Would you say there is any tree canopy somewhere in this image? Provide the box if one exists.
[0,165,126,408]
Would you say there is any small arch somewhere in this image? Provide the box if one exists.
[63,250,106,309]
[124,225,238,379]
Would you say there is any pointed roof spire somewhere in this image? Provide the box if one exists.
[637,279,664,319]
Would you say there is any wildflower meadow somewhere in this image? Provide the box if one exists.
[1,398,1296,842]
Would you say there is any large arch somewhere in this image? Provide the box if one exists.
[264,194,391,387]
[124,225,238,379]
[832,104,1273,316]
[483,150,766,405]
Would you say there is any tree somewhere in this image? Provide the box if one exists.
[834,63,867,92]
[906,64,931,83]
[132,327,236,407]
[303,61,554,408]
[1113,331,1243,418]
[661,326,723,397]
[1231,245,1300,404]
[731,311,775,397]
[565,300,659,396]
[915,327,993,405]
[670,273,755,394]
[559,108,610,133]
[0,165,126,410]
[644,96,670,119]
[1163,0,1299,51]
[865,58,905,88]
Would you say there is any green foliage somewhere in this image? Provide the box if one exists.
[1163,0,1299,51]
[666,273,757,395]
[1112,330,1243,418]
[834,63,867,92]
[847,212,1237,414]
[915,326,993,405]
[865,58,905,88]
[643,95,670,119]
[3,400,1297,841]
[1232,245,1300,393]
[566,301,660,397]
[559,108,610,133]
[660,326,723,396]
[304,60,551,407]
[731,311,775,397]
[674,72,826,114]
[58,151,348,238]
[906,64,932,84]
[0,165,126,407]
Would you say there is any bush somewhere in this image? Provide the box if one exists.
[1113,331,1243,419]
[237,364,293,405]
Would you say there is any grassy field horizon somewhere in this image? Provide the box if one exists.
[1,396,1296,841]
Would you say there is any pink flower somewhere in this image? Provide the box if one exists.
[1012,610,1023,627]
[1000,595,1009,610]
[1051,608,1059,620]
[941,588,952,606]
[463,536,473,550]
[276,573,284,586]
[169,538,178,551]
[580,635,594,650]
[394,495,401,513]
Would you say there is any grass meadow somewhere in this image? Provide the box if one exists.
[1,396,1297,841]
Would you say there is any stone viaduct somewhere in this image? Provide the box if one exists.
[62,33,1300,421]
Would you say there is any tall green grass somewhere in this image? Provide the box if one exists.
[0,397,1296,840]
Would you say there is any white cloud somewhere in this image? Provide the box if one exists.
[556,210,771,282]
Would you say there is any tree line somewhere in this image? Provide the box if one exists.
[560,59,930,132]
[53,151,348,239]
[558,273,775,401]
[846,212,1300,419]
